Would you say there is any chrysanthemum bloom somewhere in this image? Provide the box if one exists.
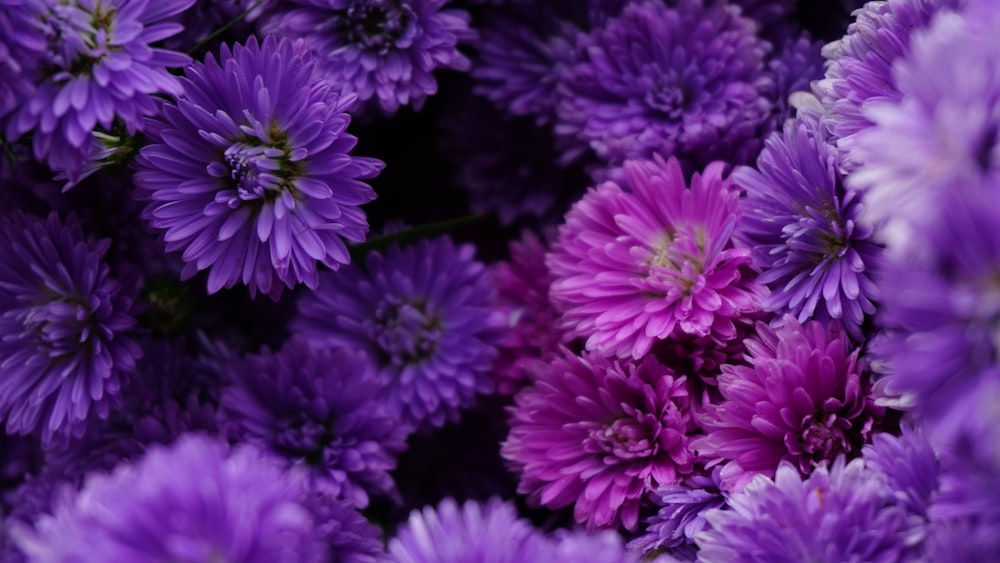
[0,212,141,443]
[133,35,382,300]
[876,189,1000,446]
[0,1,44,120]
[294,237,502,430]
[694,316,881,492]
[763,32,825,130]
[696,458,922,562]
[260,0,475,112]
[734,117,881,340]
[548,156,764,360]
[491,232,566,394]
[812,0,962,169]
[503,350,694,531]
[221,338,407,508]
[862,427,939,528]
[12,435,326,562]
[848,5,1000,249]
[5,0,194,183]
[555,0,772,169]
[628,468,726,559]
[385,498,551,563]
[302,492,384,563]
[42,337,219,481]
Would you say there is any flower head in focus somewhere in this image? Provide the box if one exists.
[221,338,407,508]
[5,0,194,183]
[628,468,726,559]
[294,236,502,430]
[261,0,475,112]
[555,0,772,169]
[735,117,881,339]
[12,434,325,562]
[503,350,694,531]
[694,316,881,492]
[134,35,383,300]
[0,211,141,443]
[548,156,764,360]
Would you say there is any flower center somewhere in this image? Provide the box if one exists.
[370,296,442,364]
[339,0,417,54]
[276,413,332,464]
[588,416,659,460]
[42,1,118,79]
[224,142,287,202]
[800,415,851,462]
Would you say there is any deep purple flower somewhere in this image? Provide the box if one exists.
[261,0,475,112]
[11,434,325,562]
[0,1,44,121]
[697,458,920,562]
[548,156,764,360]
[385,498,550,563]
[694,316,881,492]
[303,492,384,563]
[0,211,141,443]
[5,0,194,183]
[555,0,772,169]
[133,35,382,300]
[491,231,566,394]
[763,31,825,130]
[552,529,642,563]
[813,0,963,169]
[862,426,940,520]
[628,468,726,559]
[503,350,694,531]
[848,4,1000,248]
[734,117,881,339]
[221,338,407,508]
[294,237,502,430]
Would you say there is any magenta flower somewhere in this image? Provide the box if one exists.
[502,349,694,531]
[548,156,764,360]
[694,316,882,492]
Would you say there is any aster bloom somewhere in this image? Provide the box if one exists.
[694,316,880,492]
[862,427,939,531]
[503,350,694,531]
[555,0,772,169]
[763,32,825,130]
[385,497,551,563]
[734,117,881,339]
[11,435,325,562]
[133,35,383,300]
[813,0,962,168]
[628,469,726,559]
[848,5,1000,248]
[0,211,141,443]
[261,0,475,112]
[491,231,566,394]
[548,156,764,360]
[221,338,407,508]
[293,236,502,430]
[5,0,194,184]
[303,492,384,563]
[696,458,920,562]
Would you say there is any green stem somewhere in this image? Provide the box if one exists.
[186,0,269,56]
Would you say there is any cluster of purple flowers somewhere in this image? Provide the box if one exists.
[1,0,998,560]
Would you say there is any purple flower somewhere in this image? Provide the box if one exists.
[5,0,194,183]
[502,350,694,531]
[491,231,566,394]
[763,31,825,130]
[552,529,642,563]
[294,237,502,431]
[548,156,764,360]
[848,4,1000,249]
[221,338,407,508]
[694,316,881,492]
[11,434,325,562]
[862,427,940,520]
[628,469,726,558]
[0,1,44,120]
[697,458,920,562]
[303,492,384,563]
[555,0,772,169]
[261,0,475,112]
[813,0,962,169]
[0,211,141,443]
[133,35,382,300]
[734,117,881,339]
[385,498,550,563]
